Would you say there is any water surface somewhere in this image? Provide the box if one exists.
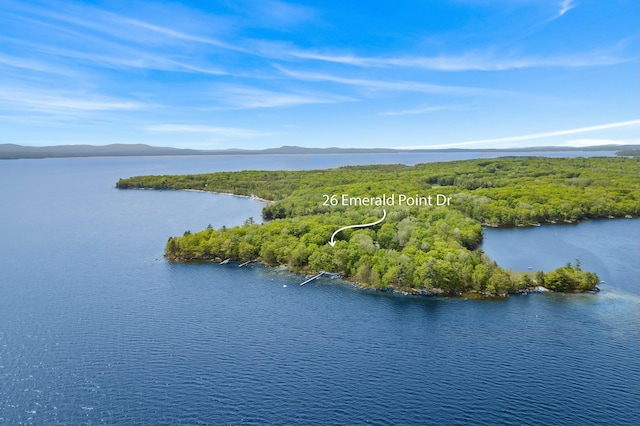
[1,154,637,425]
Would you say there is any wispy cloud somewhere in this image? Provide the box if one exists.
[0,28,232,76]
[1,0,636,150]
[0,53,78,76]
[284,47,625,71]
[527,0,577,34]
[119,17,247,53]
[378,104,467,116]
[37,44,230,75]
[0,87,147,113]
[6,1,240,52]
[210,86,354,109]
[145,124,271,138]
[558,0,576,18]
[379,50,622,70]
[3,0,623,81]
[0,2,243,76]
[277,67,497,96]
[400,119,640,149]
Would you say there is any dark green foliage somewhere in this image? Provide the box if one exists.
[542,261,600,292]
[117,157,640,295]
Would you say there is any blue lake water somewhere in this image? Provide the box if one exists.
[1,154,638,425]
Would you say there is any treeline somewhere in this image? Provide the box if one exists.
[164,209,598,295]
[117,157,640,295]
[117,157,640,225]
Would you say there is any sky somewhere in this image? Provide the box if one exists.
[0,0,638,150]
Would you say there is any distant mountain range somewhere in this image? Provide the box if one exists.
[1,143,638,159]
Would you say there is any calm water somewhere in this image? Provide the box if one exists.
[1,154,638,425]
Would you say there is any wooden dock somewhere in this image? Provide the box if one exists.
[299,271,325,286]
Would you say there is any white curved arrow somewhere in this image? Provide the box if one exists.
[328,209,387,247]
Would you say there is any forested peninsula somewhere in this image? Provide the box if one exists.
[117,157,640,296]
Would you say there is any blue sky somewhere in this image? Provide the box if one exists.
[0,0,638,149]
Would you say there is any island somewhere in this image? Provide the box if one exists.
[117,157,640,297]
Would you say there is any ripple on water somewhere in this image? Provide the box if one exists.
[0,159,638,425]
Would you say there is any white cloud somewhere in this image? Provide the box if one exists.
[210,86,354,109]
[119,17,247,53]
[7,1,242,52]
[0,53,78,76]
[145,124,271,138]
[0,2,245,77]
[558,0,576,18]
[0,87,147,112]
[28,42,231,76]
[284,47,625,71]
[378,104,467,116]
[530,0,577,31]
[277,67,496,96]
[165,61,229,76]
[400,119,640,149]
[5,0,621,80]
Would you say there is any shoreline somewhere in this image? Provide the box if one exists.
[482,215,638,230]
[161,190,633,298]
[168,255,592,300]
[124,186,274,204]
[121,158,636,298]
[182,188,274,204]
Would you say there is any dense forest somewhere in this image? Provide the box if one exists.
[117,157,639,296]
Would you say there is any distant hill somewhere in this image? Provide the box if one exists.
[615,149,640,157]
[0,143,202,158]
[1,143,638,159]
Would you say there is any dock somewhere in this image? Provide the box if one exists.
[299,271,326,286]
[238,259,257,268]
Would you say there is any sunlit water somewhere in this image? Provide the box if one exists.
[1,154,638,425]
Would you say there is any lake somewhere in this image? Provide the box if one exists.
[1,153,638,425]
